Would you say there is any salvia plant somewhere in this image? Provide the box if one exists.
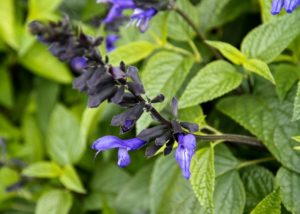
[2,0,300,214]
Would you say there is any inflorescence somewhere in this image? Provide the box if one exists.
[29,16,199,179]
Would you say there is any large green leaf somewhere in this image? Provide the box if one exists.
[276,167,300,213]
[22,114,44,162]
[217,90,300,173]
[150,154,203,214]
[240,166,275,213]
[198,0,250,32]
[109,41,156,65]
[28,0,63,20]
[190,145,215,214]
[150,145,245,214]
[20,43,73,84]
[206,41,246,65]
[243,58,275,84]
[35,190,73,214]
[274,64,299,100]
[0,0,18,48]
[22,161,62,178]
[115,164,153,214]
[250,189,281,214]
[0,167,20,202]
[241,10,300,63]
[168,0,198,41]
[0,67,13,108]
[47,104,85,165]
[179,60,242,108]
[137,52,193,132]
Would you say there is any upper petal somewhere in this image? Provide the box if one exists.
[122,138,146,150]
[91,135,125,151]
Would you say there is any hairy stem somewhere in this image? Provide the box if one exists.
[170,5,222,59]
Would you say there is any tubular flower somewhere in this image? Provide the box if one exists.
[175,134,196,179]
[105,34,119,52]
[271,0,300,14]
[129,8,157,32]
[97,0,135,23]
[92,136,146,167]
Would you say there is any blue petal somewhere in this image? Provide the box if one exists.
[175,134,196,179]
[91,135,125,151]
[284,0,299,13]
[118,148,131,167]
[122,138,146,150]
[130,8,157,32]
[271,0,284,14]
[70,57,87,71]
[106,35,119,52]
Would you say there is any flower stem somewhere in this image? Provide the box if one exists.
[170,4,222,59]
[236,157,276,169]
[194,133,264,147]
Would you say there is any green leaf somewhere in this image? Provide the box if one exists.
[0,167,20,202]
[250,189,281,214]
[109,41,156,65]
[258,0,282,23]
[240,166,275,213]
[217,91,300,173]
[243,58,275,84]
[190,145,215,214]
[59,165,86,194]
[274,64,299,100]
[292,81,300,121]
[19,43,73,84]
[0,0,18,48]
[198,0,250,32]
[36,78,60,133]
[214,170,245,214]
[81,104,105,142]
[28,0,63,20]
[137,52,193,132]
[168,0,198,41]
[35,190,73,214]
[0,114,21,140]
[47,104,85,165]
[115,164,153,213]
[22,161,62,178]
[179,105,206,125]
[0,67,13,108]
[206,41,247,65]
[22,114,44,162]
[276,167,300,213]
[150,154,203,214]
[241,10,300,63]
[179,60,242,109]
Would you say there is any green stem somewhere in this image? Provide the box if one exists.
[236,157,276,169]
[170,4,222,59]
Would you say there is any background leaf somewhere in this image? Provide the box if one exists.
[47,104,85,165]
[35,190,73,214]
[22,161,62,178]
[59,165,86,194]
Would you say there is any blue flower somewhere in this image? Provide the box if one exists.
[129,8,157,32]
[175,134,196,179]
[97,0,135,23]
[92,136,146,167]
[106,34,119,52]
[271,0,300,14]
